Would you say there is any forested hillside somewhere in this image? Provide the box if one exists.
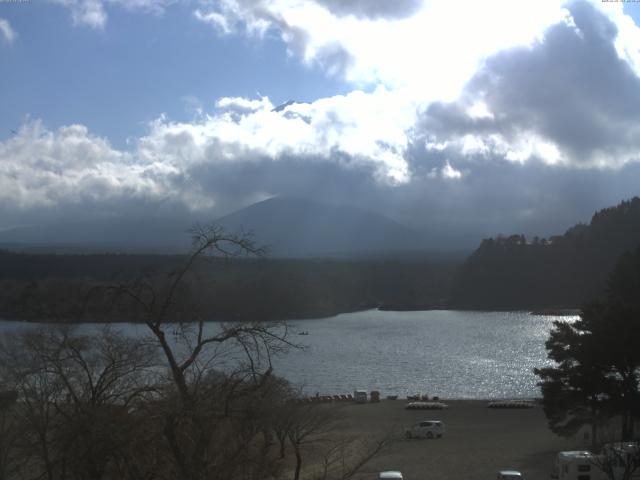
[0,252,457,322]
[451,197,640,309]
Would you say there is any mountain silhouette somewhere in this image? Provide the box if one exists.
[216,196,427,257]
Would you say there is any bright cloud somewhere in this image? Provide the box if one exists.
[188,0,640,170]
[0,121,184,213]
[138,87,416,183]
[0,88,414,218]
[418,1,640,168]
[195,0,576,98]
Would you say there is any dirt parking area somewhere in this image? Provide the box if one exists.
[334,399,584,480]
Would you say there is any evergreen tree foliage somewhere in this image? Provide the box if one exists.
[453,197,640,309]
[535,246,640,443]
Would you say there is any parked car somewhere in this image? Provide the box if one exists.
[378,471,403,480]
[405,420,445,439]
[497,471,523,480]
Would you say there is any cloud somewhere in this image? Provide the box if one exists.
[138,88,415,184]
[0,85,415,224]
[0,121,212,227]
[193,9,232,34]
[109,0,175,14]
[49,0,174,28]
[0,83,419,230]
[195,0,575,95]
[413,0,640,170]
[50,0,108,28]
[0,18,17,45]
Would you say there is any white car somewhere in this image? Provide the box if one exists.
[405,420,445,439]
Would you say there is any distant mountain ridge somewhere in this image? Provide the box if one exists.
[0,217,194,254]
[0,197,429,257]
[451,197,640,309]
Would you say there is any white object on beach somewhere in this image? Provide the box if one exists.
[497,470,524,480]
[353,390,368,403]
[378,471,403,480]
[488,400,535,409]
[405,401,448,410]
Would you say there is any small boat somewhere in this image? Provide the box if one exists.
[298,331,309,336]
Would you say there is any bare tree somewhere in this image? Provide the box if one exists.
[283,401,392,480]
[597,443,640,480]
[287,403,341,480]
[589,422,640,480]
[0,389,23,480]
[109,224,295,480]
[313,432,391,480]
[0,326,158,480]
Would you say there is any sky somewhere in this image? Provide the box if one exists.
[1,0,640,245]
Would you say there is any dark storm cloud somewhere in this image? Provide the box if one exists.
[420,0,640,166]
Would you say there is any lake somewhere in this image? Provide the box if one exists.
[0,309,574,399]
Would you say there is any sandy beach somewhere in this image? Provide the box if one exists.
[332,399,583,480]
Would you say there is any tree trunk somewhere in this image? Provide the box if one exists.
[150,327,191,405]
[293,444,302,480]
[590,397,598,450]
[163,414,189,480]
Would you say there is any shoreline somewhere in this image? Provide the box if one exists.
[301,394,542,402]
[0,306,580,324]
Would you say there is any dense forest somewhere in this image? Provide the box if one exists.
[0,251,457,322]
[451,197,640,310]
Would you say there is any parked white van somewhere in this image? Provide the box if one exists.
[405,420,445,439]
[551,451,600,480]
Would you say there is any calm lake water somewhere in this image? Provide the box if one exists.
[0,310,575,399]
